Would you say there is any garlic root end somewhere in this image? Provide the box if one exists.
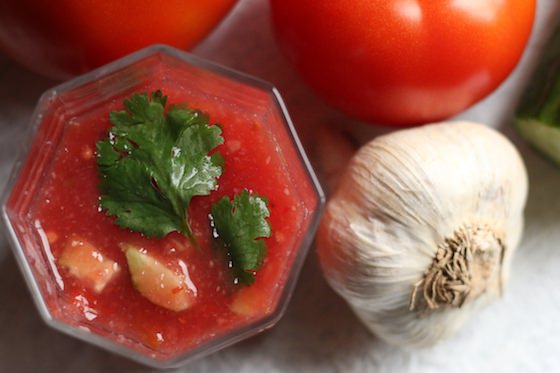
[409,225,505,314]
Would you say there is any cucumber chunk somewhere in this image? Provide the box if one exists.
[230,285,270,317]
[123,245,196,312]
[59,238,120,293]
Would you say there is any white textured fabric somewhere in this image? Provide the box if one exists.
[0,0,559,372]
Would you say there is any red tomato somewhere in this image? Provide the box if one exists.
[0,0,237,80]
[271,0,536,125]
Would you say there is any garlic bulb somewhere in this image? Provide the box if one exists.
[316,121,528,347]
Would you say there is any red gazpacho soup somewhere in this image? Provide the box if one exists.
[7,77,319,362]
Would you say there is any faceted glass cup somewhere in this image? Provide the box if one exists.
[1,45,324,368]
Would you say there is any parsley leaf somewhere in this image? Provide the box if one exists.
[96,90,224,240]
[211,190,271,285]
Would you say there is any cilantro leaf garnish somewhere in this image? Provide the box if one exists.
[96,90,224,240]
[211,190,272,286]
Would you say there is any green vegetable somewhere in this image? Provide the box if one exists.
[124,244,195,312]
[97,90,224,239]
[515,22,560,166]
[211,190,271,286]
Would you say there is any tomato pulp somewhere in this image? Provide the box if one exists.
[5,53,321,363]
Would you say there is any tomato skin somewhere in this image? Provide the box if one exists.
[0,0,237,80]
[271,0,536,126]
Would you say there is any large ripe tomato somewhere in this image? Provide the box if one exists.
[271,0,536,125]
[0,0,237,80]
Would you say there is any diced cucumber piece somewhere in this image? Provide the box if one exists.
[230,285,270,317]
[59,238,120,293]
[123,245,196,312]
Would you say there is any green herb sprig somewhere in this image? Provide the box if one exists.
[96,90,224,240]
[211,190,271,285]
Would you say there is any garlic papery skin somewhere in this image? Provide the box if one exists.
[316,121,528,348]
